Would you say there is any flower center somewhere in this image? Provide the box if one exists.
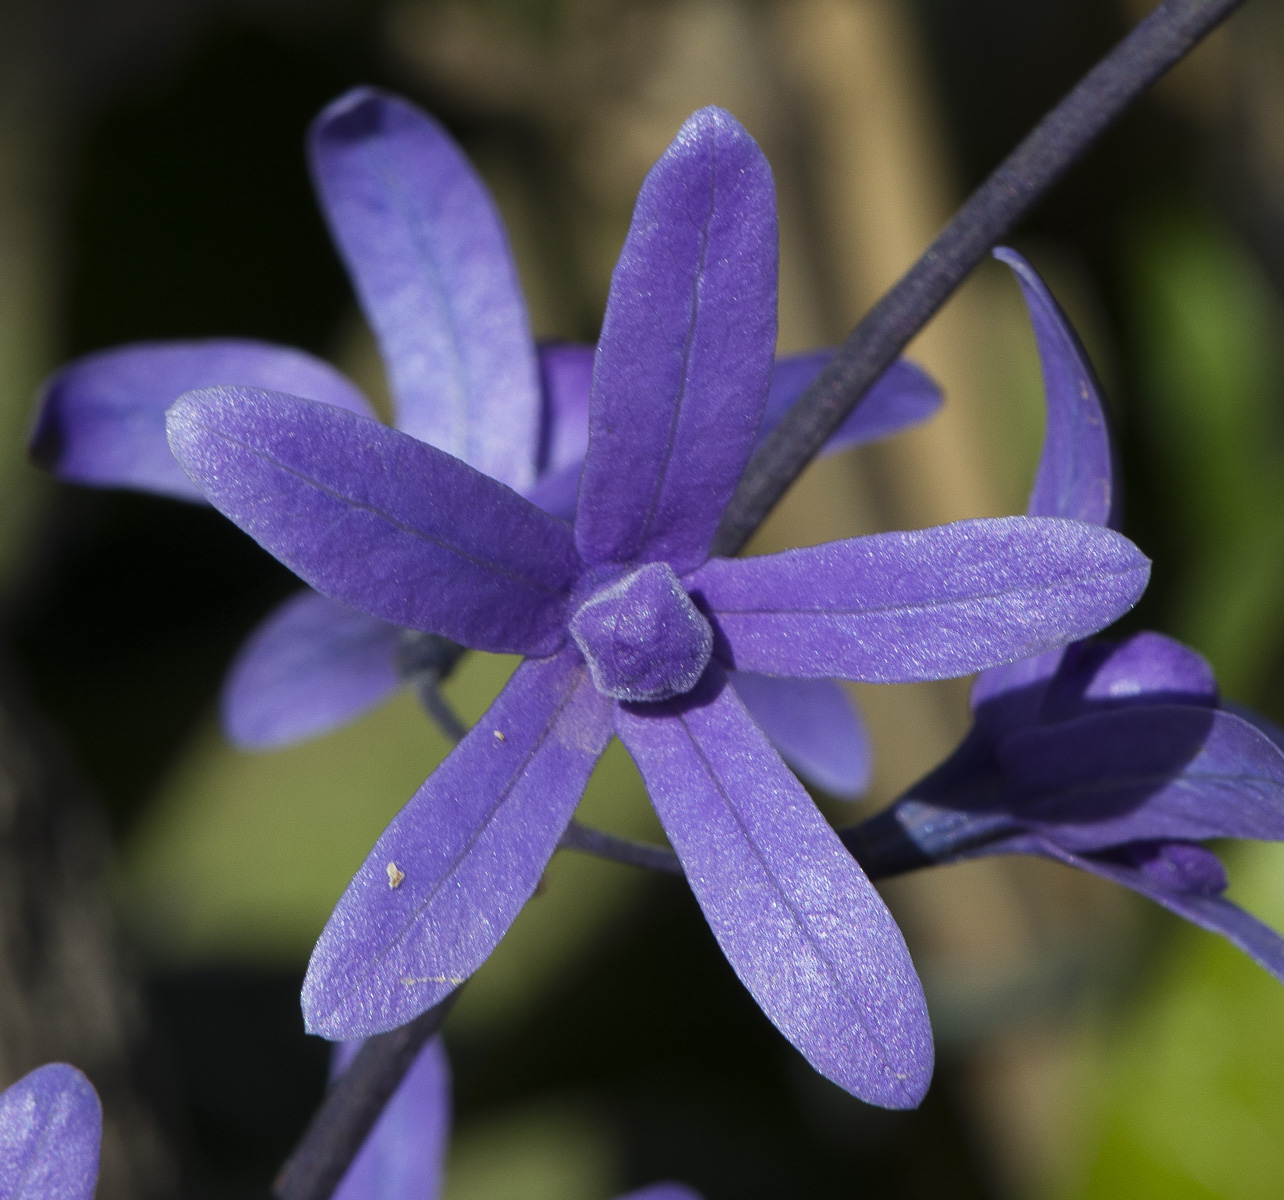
[569,562,713,702]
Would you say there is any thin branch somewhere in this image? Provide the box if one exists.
[711,0,1248,557]
[559,820,685,874]
[272,993,458,1200]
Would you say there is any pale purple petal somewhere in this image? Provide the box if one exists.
[538,342,594,477]
[756,353,941,456]
[575,108,778,573]
[31,339,374,502]
[729,671,871,798]
[1001,835,1284,985]
[616,1186,704,1200]
[333,1037,450,1200]
[221,591,403,749]
[167,387,578,656]
[995,248,1115,527]
[994,705,1284,849]
[616,670,933,1108]
[0,1064,101,1200]
[688,517,1150,682]
[310,88,539,491]
[303,648,613,1038]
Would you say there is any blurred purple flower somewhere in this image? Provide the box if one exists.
[164,106,1148,1106]
[332,1037,700,1200]
[29,89,952,800]
[0,1064,101,1200]
[845,248,1284,982]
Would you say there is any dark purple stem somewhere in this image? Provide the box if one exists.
[273,993,458,1200]
[273,3,1245,1197]
[711,0,1247,557]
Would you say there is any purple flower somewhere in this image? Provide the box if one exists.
[163,106,1148,1107]
[332,1037,700,1200]
[845,248,1284,983]
[0,1064,101,1200]
[29,88,950,800]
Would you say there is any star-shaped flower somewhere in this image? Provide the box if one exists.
[30,88,951,801]
[332,1037,698,1200]
[164,106,1148,1106]
[0,1064,101,1200]
[844,249,1284,982]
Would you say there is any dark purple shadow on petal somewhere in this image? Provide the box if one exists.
[755,353,941,457]
[575,107,778,574]
[221,591,403,750]
[31,339,373,502]
[167,387,579,655]
[0,1063,101,1200]
[303,648,613,1038]
[991,834,1284,986]
[729,671,872,798]
[994,248,1116,528]
[332,1037,451,1200]
[688,516,1149,682]
[616,668,933,1108]
[997,705,1284,849]
[310,89,540,491]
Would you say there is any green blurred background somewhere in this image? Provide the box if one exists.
[4,0,1284,1197]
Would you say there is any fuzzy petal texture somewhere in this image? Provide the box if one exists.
[333,1037,451,1200]
[996,705,1284,849]
[996,248,1115,527]
[756,353,941,456]
[575,107,777,573]
[616,670,933,1108]
[310,88,539,490]
[690,517,1150,682]
[167,387,579,655]
[0,1064,101,1200]
[222,591,403,749]
[1001,835,1284,985]
[729,671,871,798]
[304,648,613,1037]
[31,339,374,502]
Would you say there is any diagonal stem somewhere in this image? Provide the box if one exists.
[273,3,1247,1197]
[711,0,1248,558]
[273,993,459,1200]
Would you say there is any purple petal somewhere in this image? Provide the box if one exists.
[575,108,778,574]
[221,591,403,749]
[31,339,373,502]
[729,671,871,798]
[303,648,613,1037]
[688,517,1150,682]
[997,706,1284,848]
[1039,631,1218,721]
[994,248,1115,527]
[538,342,594,477]
[167,387,579,656]
[310,88,539,491]
[616,1187,704,1200]
[333,1038,450,1200]
[616,670,933,1108]
[756,352,941,456]
[0,1064,101,1200]
[969,649,1065,734]
[1002,835,1284,986]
